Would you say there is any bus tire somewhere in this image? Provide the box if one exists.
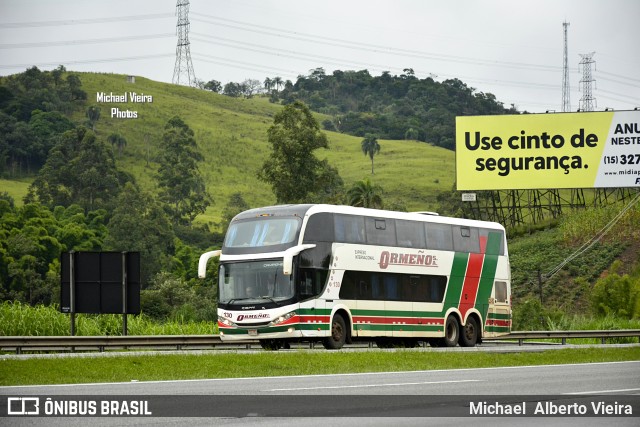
[459,316,479,347]
[323,314,347,350]
[260,340,281,351]
[442,315,459,347]
[375,339,392,349]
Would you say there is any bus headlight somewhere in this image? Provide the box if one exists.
[218,316,237,327]
[269,311,296,326]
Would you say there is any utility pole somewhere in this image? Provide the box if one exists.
[578,52,596,111]
[172,0,197,87]
[561,21,571,112]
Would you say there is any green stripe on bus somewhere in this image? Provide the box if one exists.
[473,231,502,320]
[442,252,469,313]
[488,312,511,320]
[475,254,498,320]
[485,230,503,255]
[298,308,332,316]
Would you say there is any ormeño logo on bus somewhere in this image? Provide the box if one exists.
[379,251,438,269]
[237,313,269,321]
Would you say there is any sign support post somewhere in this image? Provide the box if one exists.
[69,251,76,337]
[122,251,128,336]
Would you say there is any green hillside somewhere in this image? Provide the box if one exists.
[70,73,454,227]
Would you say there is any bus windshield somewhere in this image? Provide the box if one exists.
[219,260,294,303]
[224,218,300,248]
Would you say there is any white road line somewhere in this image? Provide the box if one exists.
[564,388,640,395]
[267,379,482,391]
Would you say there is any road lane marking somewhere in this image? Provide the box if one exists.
[565,388,640,395]
[266,379,482,391]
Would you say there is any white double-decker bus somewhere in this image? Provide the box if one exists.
[199,204,511,350]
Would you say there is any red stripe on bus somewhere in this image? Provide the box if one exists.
[487,319,511,327]
[297,315,330,323]
[458,253,484,318]
[479,236,487,254]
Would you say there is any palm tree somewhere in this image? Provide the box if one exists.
[273,76,283,92]
[347,178,383,208]
[108,132,127,157]
[361,134,381,174]
[86,106,100,132]
[263,77,272,93]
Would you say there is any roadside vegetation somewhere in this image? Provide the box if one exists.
[1,347,638,386]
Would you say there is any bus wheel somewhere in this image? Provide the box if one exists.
[323,315,346,350]
[260,340,281,351]
[403,339,417,348]
[375,339,392,348]
[459,317,479,347]
[442,315,459,347]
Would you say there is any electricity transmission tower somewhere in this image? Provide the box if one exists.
[578,52,596,111]
[561,21,571,112]
[172,0,197,87]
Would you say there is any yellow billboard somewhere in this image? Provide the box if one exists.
[455,111,640,190]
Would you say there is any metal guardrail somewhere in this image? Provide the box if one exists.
[1,330,639,354]
[490,329,640,346]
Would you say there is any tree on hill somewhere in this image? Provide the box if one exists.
[104,182,175,285]
[271,68,513,150]
[361,134,381,175]
[26,127,123,212]
[347,178,384,209]
[258,101,342,203]
[221,192,250,232]
[0,66,86,121]
[156,116,211,224]
[86,105,100,131]
[204,79,222,93]
[107,132,127,157]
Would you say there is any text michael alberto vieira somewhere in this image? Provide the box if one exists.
[470,400,633,416]
[96,91,153,119]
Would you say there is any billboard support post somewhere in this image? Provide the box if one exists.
[69,251,76,337]
[121,251,128,336]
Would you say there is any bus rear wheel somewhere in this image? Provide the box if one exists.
[441,315,459,347]
[323,314,346,350]
[459,316,479,347]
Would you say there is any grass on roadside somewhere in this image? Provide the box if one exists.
[1,347,638,386]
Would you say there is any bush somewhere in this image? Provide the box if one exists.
[591,262,640,319]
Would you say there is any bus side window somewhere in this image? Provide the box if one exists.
[366,218,396,246]
[396,219,426,248]
[385,274,399,300]
[335,215,366,244]
[453,226,480,253]
[358,280,371,300]
[371,274,385,300]
[428,276,447,302]
[426,223,453,251]
[339,271,356,299]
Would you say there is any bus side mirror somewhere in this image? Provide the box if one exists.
[198,250,221,278]
[282,244,316,276]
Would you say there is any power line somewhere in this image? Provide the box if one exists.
[0,53,174,70]
[0,13,173,29]
[191,13,566,74]
[0,33,174,49]
[544,192,640,282]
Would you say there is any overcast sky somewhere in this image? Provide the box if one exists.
[1,0,639,113]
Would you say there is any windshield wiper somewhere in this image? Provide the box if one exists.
[226,297,254,305]
[259,296,279,306]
